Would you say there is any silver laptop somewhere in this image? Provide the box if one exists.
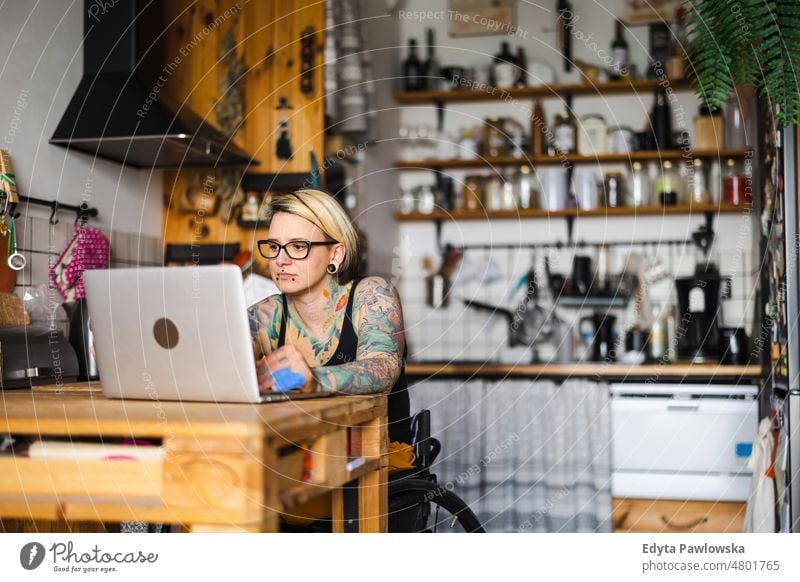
[84,265,331,403]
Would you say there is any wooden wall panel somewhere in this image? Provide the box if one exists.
[161,0,326,269]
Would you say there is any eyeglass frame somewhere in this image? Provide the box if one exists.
[257,239,339,260]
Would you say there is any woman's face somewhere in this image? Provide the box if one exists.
[266,211,343,294]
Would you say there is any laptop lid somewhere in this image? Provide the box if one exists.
[84,265,262,403]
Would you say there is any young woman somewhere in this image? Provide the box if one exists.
[248,188,412,446]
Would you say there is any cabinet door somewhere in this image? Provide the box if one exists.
[613,498,745,533]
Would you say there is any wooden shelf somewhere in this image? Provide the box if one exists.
[394,203,749,222]
[394,149,751,170]
[405,362,760,379]
[394,79,693,104]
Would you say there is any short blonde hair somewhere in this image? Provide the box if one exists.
[267,189,362,283]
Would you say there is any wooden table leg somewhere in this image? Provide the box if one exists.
[358,466,388,533]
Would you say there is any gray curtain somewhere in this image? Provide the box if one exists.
[410,379,613,532]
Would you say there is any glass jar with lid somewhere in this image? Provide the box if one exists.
[462,175,485,211]
[656,160,680,205]
[553,110,577,154]
[416,184,436,214]
[457,128,480,160]
[688,158,711,204]
[578,114,608,156]
[484,175,504,211]
[629,162,651,207]
[483,116,510,157]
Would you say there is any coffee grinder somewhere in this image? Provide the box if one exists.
[674,224,722,362]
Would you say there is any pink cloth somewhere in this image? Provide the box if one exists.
[49,225,111,301]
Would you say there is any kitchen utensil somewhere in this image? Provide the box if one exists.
[719,327,750,365]
[571,254,593,297]
[579,312,617,362]
[5,216,25,271]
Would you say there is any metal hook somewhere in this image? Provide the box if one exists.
[49,201,59,225]
[76,202,89,226]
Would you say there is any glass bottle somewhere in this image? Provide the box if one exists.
[483,116,509,157]
[610,19,629,81]
[723,158,747,205]
[423,28,443,92]
[651,88,673,150]
[664,302,678,362]
[501,175,517,210]
[602,171,626,207]
[553,111,577,154]
[402,39,425,92]
[462,175,485,211]
[656,160,680,205]
[688,158,710,204]
[457,128,479,159]
[629,161,650,207]
[649,305,667,361]
[530,99,548,155]
[515,47,528,88]
[492,42,517,88]
[398,187,416,214]
[484,175,504,212]
[512,165,539,209]
[417,184,436,214]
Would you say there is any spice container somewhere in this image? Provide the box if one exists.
[694,105,724,150]
[462,175,485,211]
[602,172,627,207]
[723,158,748,205]
[629,162,650,207]
[656,160,680,205]
[688,158,710,204]
[553,110,577,154]
[578,114,607,156]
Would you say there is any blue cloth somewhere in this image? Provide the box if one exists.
[271,367,306,392]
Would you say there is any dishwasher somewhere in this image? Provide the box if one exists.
[610,383,758,502]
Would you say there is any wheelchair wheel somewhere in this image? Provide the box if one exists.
[388,478,484,533]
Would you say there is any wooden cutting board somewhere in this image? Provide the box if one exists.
[0,231,17,293]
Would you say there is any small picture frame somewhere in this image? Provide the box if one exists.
[448,0,516,38]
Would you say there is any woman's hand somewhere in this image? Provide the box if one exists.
[264,344,319,393]
[256,356,274,393]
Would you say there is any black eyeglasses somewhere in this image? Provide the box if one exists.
[258,239,338,260]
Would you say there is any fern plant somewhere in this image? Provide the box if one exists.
[685,0,800,128]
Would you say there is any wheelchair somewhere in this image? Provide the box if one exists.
[387,409,485,533]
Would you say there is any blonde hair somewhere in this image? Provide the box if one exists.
[267,189,362,284]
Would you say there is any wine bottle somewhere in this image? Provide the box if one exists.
[402,39,425,92]
[492,41,517,88]
[651,88,673,150]
[610,19,629,80]
[424,28,442,91]
[515,47,528,87]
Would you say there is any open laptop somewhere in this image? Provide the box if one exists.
[84,265,332,404]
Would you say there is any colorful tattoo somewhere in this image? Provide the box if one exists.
[313,276,405,395]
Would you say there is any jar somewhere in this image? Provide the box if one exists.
[398,187,416,214]
[629,162,650,207]
[688,158,710,204]
[512,166,539,209]
[602,172,627,207]
[538,168,568,211]
[501,176,516,210]
[694,105,724,150]
[607,126,635,154]
[656,160,680,205]
[462,175,485,211]
[457,128,480,159]
[573,168,601,210]
[723,158,748,205]
[553,111,577,154]
[578,114,607,156]
[483,117,509,157]
[484,175,504,211]
[416,184,436,214]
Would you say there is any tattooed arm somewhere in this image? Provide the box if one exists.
[247,294,283,358]
[313,276,405,395]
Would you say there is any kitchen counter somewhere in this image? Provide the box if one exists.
[405,362,759,382]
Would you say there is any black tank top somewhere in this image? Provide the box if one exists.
[277,278,412,444]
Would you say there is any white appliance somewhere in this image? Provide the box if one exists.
[610,383,758,502]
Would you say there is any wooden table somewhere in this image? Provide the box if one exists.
[0,384,388,533]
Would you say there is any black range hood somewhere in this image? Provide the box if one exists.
[50,1,256,169]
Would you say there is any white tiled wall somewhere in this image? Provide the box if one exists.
[397,212,759,363]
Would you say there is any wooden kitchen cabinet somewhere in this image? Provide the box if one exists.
[612,498,746,533]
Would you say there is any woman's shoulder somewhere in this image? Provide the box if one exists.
[247,292,284,338]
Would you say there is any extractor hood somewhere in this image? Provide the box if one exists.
[50,1,256,169]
